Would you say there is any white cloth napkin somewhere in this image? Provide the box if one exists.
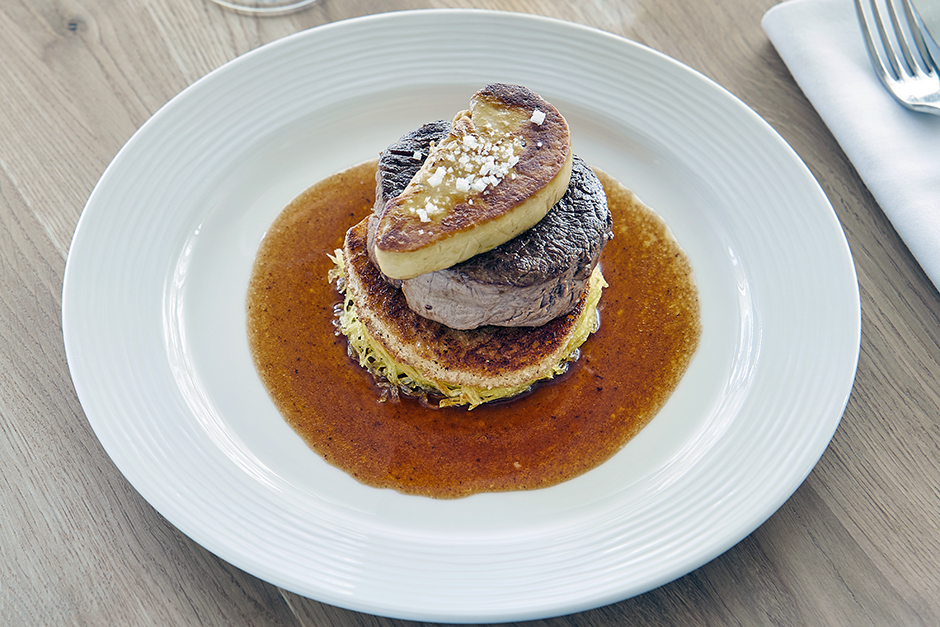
[763,0,940,292]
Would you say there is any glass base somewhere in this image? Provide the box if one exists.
[207,0,318,15]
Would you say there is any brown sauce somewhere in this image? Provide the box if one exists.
[246,160,701,499]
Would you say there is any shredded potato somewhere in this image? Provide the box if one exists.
[329,251,605,409]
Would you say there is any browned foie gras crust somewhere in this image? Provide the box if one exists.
[342,216,592,390]
[374,83,571,255]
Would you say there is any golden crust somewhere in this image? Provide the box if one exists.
[343,217,593,390]
[373,84,572,279]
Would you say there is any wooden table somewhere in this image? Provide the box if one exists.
[3,0,939,624]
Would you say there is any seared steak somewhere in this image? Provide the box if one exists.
[370,121,612,329]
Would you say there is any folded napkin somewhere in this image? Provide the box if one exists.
[763,0,940,292]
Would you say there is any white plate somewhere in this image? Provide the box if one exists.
[62,10,860,623]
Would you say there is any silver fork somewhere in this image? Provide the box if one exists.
[855,0,940,115]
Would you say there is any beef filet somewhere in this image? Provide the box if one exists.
[370,121,612,329]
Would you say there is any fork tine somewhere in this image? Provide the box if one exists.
[856,0,899,81]
[884,0,920,75]
[900,0,938,74]
[871,0,907,79]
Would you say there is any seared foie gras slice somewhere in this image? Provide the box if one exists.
[372,83,573,280]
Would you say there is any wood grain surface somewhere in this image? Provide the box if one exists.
[2,0,939,625]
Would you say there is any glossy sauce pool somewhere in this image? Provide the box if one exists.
[246,160,701,498]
